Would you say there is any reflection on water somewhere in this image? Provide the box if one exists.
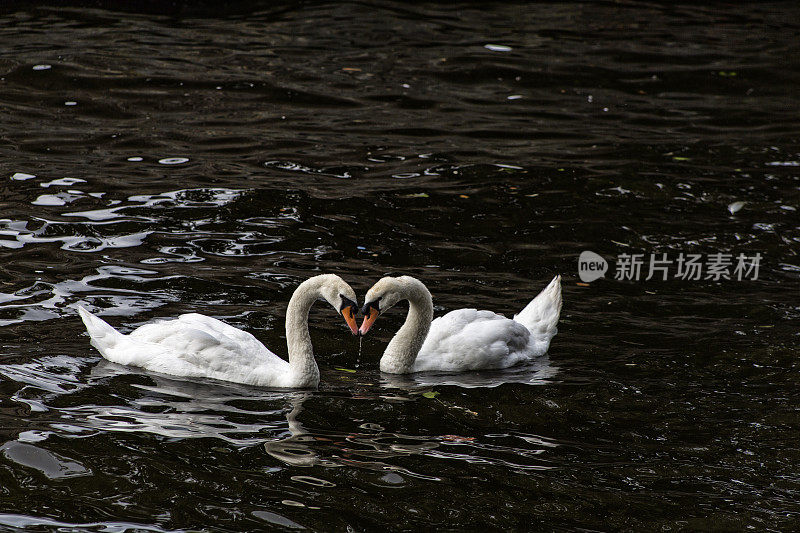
[0,0,799,530]
[262,393,551,481]
[1,356,291,444]
[380,355,558,389]
[0,355,557,480]
[0,514,183,533]
[264,394,445,479]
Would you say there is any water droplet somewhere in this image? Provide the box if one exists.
[64,101,77,106]
[32,64,51,71]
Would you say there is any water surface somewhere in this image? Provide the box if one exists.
[1,1,799,530]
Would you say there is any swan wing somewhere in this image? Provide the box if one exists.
[123,313,289,381]
[414,309,531,372]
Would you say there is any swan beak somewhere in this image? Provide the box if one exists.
[342,306,359,336]
[358,305,380,336]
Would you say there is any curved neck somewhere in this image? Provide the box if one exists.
[284,278,323,386]
[380,279,434,374]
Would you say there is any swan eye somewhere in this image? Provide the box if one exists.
[339,296,358,313]
[359,297,381,318]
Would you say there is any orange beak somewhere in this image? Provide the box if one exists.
[358,306,379,336]
[342,306,359,335]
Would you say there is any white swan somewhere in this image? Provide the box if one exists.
[77,274,359,388]
[358,275,562,374]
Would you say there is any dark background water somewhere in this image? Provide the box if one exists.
[1,1,799,531]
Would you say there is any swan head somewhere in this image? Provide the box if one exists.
[313,274,359,335]
[358,276,415,335]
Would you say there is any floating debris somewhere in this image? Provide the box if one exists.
[728,201,746,214]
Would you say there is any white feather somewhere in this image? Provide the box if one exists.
[368,275,562,374]
[76,274,356,388]
[415,309,532,371]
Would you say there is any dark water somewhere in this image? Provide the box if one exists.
[1,1,799,530]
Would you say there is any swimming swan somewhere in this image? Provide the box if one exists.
[77,274,359,388]
[358,275,561,374]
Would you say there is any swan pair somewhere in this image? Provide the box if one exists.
[77,273,562,388]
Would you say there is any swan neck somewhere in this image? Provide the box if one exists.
[380,281,433,373]
[284,280,322,386]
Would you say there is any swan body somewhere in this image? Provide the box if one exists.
[77,274,359,388]
[359,275,562,374]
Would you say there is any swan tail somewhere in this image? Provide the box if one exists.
[77,306,125,358]
[513,275,562,338]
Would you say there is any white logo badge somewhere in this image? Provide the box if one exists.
[578,251,608,282]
